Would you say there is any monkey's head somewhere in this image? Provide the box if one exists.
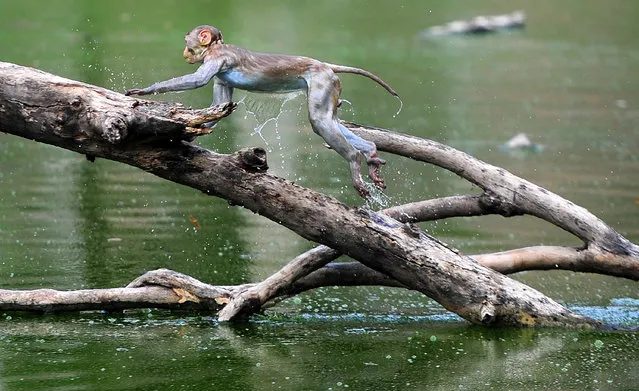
[183,25,224,64]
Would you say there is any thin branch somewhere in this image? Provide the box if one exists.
[383,194,492,221]
[346,121,639,257]
[218,246,341,321]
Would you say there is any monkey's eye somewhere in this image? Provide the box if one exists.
[187,48,195,55]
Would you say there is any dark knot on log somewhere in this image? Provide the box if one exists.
[479,191,524,217]
[480,300,496,325]
[237,147,268,172]
[102,115,128,144]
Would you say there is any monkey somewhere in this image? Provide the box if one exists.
[125,25,398,198]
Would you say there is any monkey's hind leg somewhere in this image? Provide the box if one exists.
[337,123,386,190]
[310,116,369,197]
[307,72,371,197]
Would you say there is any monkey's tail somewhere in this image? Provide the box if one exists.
[329,64,399,97]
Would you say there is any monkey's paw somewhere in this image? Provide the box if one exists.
[366,158,387,190]
[356,185,370,199]
[371,176,386,190]
[367,156,386,166]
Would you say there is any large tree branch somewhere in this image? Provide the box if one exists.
[236,156,638,320]
[219,194,636,321]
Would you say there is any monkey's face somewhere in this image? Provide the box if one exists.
[182,26,223,64]
[183,32,207,64]
[183,45,207,64]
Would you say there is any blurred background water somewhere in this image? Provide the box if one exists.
[0,0,637,389]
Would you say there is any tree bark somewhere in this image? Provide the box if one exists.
[1,61,636,328]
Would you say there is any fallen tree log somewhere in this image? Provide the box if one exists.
[1,61,636,328]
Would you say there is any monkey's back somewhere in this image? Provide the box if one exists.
[213,45,327,93]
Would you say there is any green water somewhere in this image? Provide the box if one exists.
[0,0,638,389]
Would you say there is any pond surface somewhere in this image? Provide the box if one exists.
[0,0,638,390]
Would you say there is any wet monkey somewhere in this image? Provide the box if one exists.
[126,25,399,197]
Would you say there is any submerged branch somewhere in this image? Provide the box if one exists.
[0,286,221,313]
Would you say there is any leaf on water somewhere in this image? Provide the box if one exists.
[189,215,201,229]
[172,287,200,304]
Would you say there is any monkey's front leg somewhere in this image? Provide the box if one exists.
[125,61,220,96]
[202,80,234,128]
[125,74,207,96]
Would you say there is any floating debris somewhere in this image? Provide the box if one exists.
[189,215,201,229]
[500,133,544,152]
[420,10,525,38]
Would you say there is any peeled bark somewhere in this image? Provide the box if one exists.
[1,61,636,328]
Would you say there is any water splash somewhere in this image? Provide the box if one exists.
[237,92,304,146]
[340,99,353,108]
[336,98,357,122]
[363,183,392,209]
[392,95,403,118]
[80,63,127,92]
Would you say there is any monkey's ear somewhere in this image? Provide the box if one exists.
[198,29,212,46]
